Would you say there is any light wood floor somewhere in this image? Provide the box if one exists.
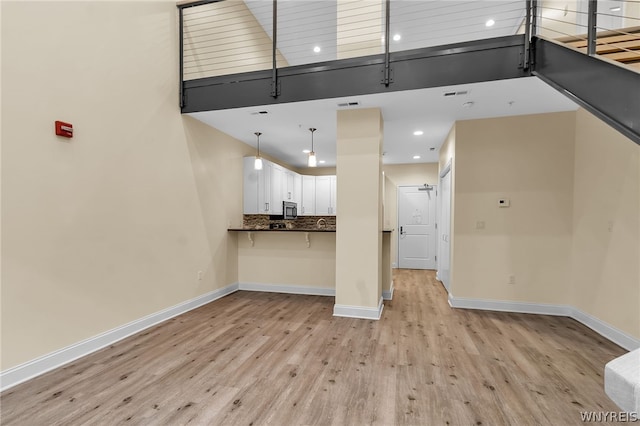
[1,270,626,425]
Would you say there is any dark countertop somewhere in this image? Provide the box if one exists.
[228,228,393,233]
[228,228,336,232]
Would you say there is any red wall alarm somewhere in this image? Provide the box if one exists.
[55,121,73,138]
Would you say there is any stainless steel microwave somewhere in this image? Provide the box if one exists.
[283,201,297,219]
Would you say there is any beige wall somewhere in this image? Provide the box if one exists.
[452,112,576,304]
[445,110,640,340]
[183,0,287,80]
[538,0,581,39]
[1,2,249,369]
[571,109,640,338]
[382,163,439,267]
[238,232,336,288]
[335,108,383,308]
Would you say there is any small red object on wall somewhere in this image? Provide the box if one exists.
[55,121,73,138]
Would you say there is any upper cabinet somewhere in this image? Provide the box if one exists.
[243,157,284,214]
[243,157,335,216]
[284,169,301,205]
[269,163,284,215]
[301,175,316,216]
[315,175,337,215]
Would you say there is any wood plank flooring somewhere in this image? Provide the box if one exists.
[1,270,626,425]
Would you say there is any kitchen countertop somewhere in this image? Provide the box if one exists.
[228,228,393,233]
[228,228,336,232]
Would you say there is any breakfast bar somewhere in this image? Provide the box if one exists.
[228,228,393,298]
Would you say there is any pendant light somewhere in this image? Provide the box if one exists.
[254,132,263,170]
[308,128,317,168]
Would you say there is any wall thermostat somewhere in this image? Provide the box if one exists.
[498,198,510,207]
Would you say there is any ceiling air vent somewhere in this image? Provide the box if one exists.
[250,110,269,115]
[337,101,360,107]
[443,90,469,97]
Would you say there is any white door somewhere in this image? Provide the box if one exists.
[398,185,437,269]
[438,167,452,291]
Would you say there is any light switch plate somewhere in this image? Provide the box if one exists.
[498,198,510,207]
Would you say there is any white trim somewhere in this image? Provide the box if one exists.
[448,295,571,316]
[238,282,335,297]
[0,283,239,392]
[448,295,640,351]
[439,159,452,178]
[333,296,384,320]
[572,308,640,352]
[382,280,394,300]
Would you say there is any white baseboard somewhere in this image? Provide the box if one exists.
[448,295,640,351]
[571,308,640,352]
[334,296,384,320]
[382,280,394,301]
[0,283,239,392]
[238,282,335,297]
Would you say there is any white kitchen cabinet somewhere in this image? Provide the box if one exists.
[301,175,316,216]
[269,163,284,215]
[243,157,260,214]
[293,173,302,207]
[244,158,335,216]
[315,175,337,216]
[244,157,285,214]
[284,170,298,202]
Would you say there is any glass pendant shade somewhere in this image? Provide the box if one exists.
[308,151,317,167]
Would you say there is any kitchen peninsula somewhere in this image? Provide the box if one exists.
[228,223,393,299]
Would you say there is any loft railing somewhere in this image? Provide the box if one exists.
[178,0,529,103]
[178,0,640,145]
[533,0,640,69]
[178,0,639,97]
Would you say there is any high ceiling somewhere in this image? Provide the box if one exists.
[245,0,527,66]
[189,77,578,168]
[187,1,577,168]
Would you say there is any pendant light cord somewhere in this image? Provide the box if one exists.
[255,132,262,156]
[309,128,316,152]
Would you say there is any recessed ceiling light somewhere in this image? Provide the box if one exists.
[413,130,424,136]
[393,34,401,41]
[462,101,475,108]
[303,149,311,154]
[486,19,495,27]
[319,160,326,164]
[413,155,421,159]
[610,6,621,11]
[313,46,321,53]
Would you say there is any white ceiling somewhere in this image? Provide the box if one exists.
[188,76,578,168]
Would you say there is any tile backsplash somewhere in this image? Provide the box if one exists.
[243,215,336,230]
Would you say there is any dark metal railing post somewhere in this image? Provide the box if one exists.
[531,0,538,36]
[523,0,531,70]
[383,0,391,86]
[271,0,279,97]
[179,7,185,108]
[587,0,597,56]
